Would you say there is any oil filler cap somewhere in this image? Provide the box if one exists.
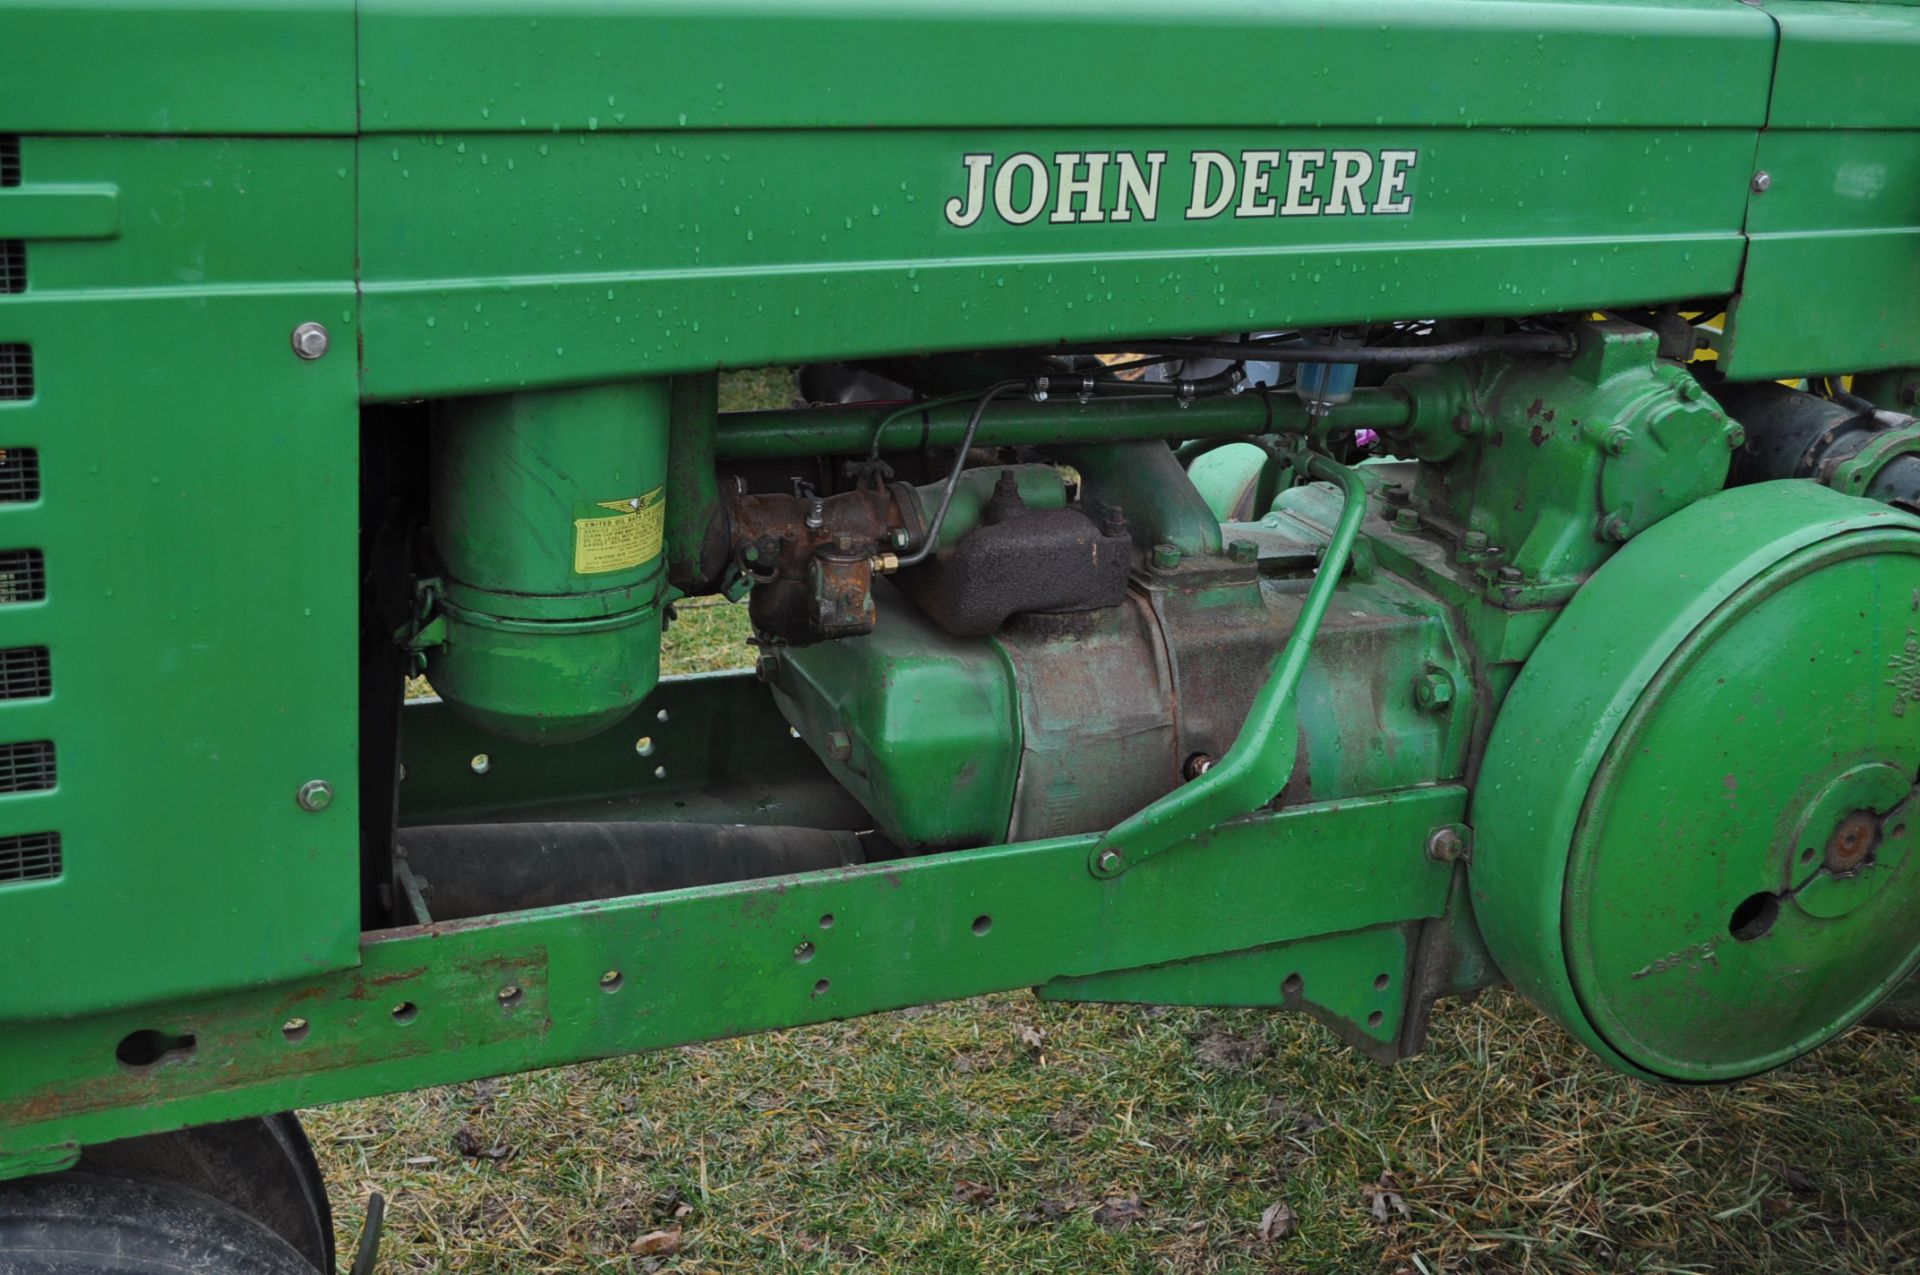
[1472,481,1920,1081]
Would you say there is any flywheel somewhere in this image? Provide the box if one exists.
[1473,480,1920,1081]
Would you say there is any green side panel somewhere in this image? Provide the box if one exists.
[1039,924,1414,1053]
[1723,1,1920,379]
[0,2,354,135]
[0,788,1460,1164]
[1724,128,1920,379]
[357,124,1758,398]
[1765,0,1920,130]
[0,138,360,1022]
[357,0,1774,133]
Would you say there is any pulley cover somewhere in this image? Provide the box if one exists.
[1473,481,1920,1081]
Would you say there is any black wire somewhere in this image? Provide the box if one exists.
[894,380,1026,568]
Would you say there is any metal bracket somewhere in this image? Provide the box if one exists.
[1088,447,1369,877]
[1827,420,1920,496]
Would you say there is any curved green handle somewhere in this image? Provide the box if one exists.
[1088,448,1369,878]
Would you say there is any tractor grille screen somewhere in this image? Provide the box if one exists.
[0,647,50,700]
[0,241,20,294]
[0,450,40,503]
[0,137,17,188]
[0,550,45,603]
[0,346,32,400]
[0,740,55,793]
[0,832,59,883]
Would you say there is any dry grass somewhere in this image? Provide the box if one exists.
[310,370,1920,1272]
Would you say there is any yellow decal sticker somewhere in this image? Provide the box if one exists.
[573,487,665,575]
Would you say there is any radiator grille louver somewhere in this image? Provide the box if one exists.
[0,832,59,883]
[0,241,21,295]
[0,647,50,700]
[0,450,40,503]
[0,740,55,793]
[0,346,32,401]
[0,550,45,604]
[0,137,18,188]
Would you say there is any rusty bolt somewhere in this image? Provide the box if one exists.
[1826,810,1880,874]
[1097,848,1124,873]
[1226,539,1258,565]
[1724,421,1747,449]
[1451,410,1475,437]
[1426,826,1469,863]
[826,729,852,762]
[1150,542,1182,570]
[1600,513,1632,543]
[1183,753,1215,780]
[1414,670,1455,712]
[1602,425,1633,455]
[1462,530,1489,552]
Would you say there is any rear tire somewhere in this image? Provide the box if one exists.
[0,1170,321,1273]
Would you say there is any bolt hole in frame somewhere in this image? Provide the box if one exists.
[113,1028,197,1074]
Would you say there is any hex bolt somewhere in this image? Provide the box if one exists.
[1383,484,1410,507]
[290,322,331,360]
[296,779,333,812]
[1600,513,1632,543]
[1414,670,1455,712]
[1496,565,1524,583]
[754,652,778,683]
[1724,421,1747,449]
[826,729,853,762]
[1678,379,1703,403]
[1150,542,1182,570]
[1426,826,1468,863]
[1226,538,1258,565]
[1451,410,1476,437]
[1097,848,1124,873]
[1183,753,1216,780]
[1601,425,1633,455]
[1751,170,1772,194]
[1393,507,1421,532]
[1462,530,1489,552]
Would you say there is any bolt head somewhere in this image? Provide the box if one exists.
[1602,425,1633,456]
[1426,826,1468,863]
[1462,530,1490,552]
[1097,848,1124,873]
[296,779,333,812]
[1414,670,1455,711]
[1724,421,1747,449]
[1393,507,1421,531]
[1601,513,1632,543]
[1751,170,1772,194]
[826,729,853,762]
[290,322,330,360]
[1226,538,1258,565]
[1150,542,1182,570]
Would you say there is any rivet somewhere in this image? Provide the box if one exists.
[296,779,333,812]
[290,322,330,360]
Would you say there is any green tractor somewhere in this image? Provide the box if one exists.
[4,0,1920,1267]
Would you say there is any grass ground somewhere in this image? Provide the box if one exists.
[305,372,1920,1273]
